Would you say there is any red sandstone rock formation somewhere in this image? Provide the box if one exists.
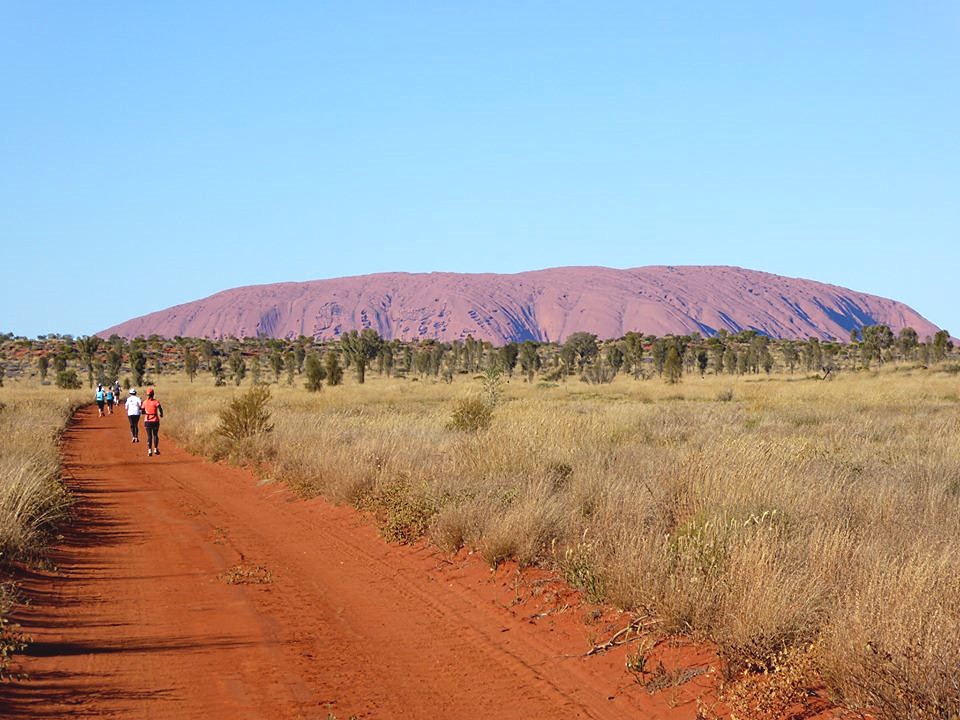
[99,266,941,343]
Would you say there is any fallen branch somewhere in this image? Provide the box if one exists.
[585,616,662,656]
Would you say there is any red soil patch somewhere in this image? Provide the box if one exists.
[1,406,729,718]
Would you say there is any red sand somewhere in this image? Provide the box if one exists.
[2,406,721,719]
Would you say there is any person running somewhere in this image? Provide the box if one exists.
[105,387,115,415]
[125,388,143,443]
[142,387,164,457]
[95,384,106,417]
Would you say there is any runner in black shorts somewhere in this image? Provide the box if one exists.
[95,384,105,417]
[125,388,142,442]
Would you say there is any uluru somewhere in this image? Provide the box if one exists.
[99,265,942,344]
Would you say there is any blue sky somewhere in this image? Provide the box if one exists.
[2,2,957,338]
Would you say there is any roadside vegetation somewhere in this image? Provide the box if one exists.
[0,384,85,678]
[0,326,957,717]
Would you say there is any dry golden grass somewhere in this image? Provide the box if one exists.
[0,384,85,565]
[76,367,960,717]
[0,382,86,677]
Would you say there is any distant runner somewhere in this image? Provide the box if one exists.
[105,387,115,415]
[142,387,164,457]
[95,384,106,417]
[125,388,142,443]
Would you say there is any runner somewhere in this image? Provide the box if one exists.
[125,388,142,443]
[105,387,115,415]
[95,384,106,417]
[142,387,164,457]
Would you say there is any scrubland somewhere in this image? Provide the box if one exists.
[0,386,85,675]
[158,367,960,719]
[3,365,958,718]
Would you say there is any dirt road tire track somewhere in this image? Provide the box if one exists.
[1,406,713,719]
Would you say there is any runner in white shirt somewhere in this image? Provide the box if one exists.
[125,388,143,443]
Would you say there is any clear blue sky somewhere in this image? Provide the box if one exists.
[2,2,957,338]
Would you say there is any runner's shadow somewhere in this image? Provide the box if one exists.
[0,670,176,718]
[0,635,273,717]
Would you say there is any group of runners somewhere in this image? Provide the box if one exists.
[94,381,122,416]
[96,382,165,457]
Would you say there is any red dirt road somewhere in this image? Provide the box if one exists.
[2,406,717,719]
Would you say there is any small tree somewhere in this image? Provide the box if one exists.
[229,351,247,386]
[37,355,49,382]
[481,366,503,406]
[651,339,668,376]
[106,349,123,383]
[269,351,284,383]
[304,352,326,392]
[897,327,919,361]
[77,335,101,388]
[623,331,644,379]
[130,349,147,385]
[519,341,540,382]
[562,332,599,372]
[324,351,343,386]
[56,369,82,389]
[184,349,199,382]
[284,351,296,385]
[664,345,682,384]
[697,350,709,376]
[340,329,383,384]
[210,357,226,386]
[781,342,799,373]
[932,330,953,363]
[499,343,519,377]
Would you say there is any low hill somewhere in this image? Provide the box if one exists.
[99,266,941,343]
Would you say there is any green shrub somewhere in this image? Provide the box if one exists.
[372,481,437,544]
[55,370,82,389]
[217,385,274,445]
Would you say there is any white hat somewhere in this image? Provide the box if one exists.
[129,388,137,395]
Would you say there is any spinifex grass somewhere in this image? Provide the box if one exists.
[155,367,960,718]
[0,383,86,677]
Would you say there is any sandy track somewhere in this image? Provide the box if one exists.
[2,406,715,719]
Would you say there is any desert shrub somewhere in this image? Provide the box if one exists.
[939,362,960,375]
[55,369,82,389]
[215,385,274,460]
[429,501,481,553]
[449,396,492,432]
[715,388,734,402]
[371,480,437,544]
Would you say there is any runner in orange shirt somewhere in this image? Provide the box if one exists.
[142,387,164,457]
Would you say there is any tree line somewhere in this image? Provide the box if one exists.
[0,324,954,391]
